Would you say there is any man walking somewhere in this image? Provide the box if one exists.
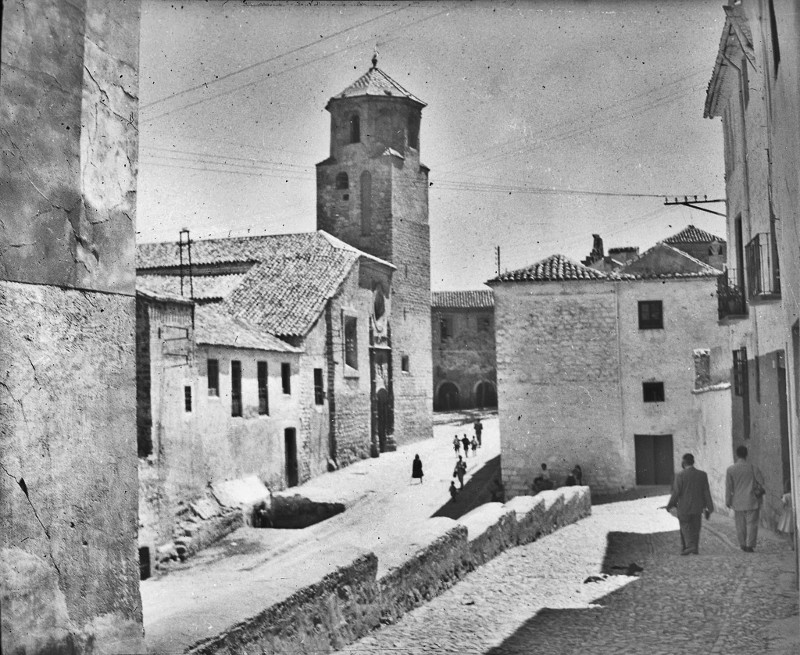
[726,445,765,552]
[666,453,714,555]
[474,419,484,447]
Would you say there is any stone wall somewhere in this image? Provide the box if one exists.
[494,280,625,496]
[432,307,496,410]
[0,0,144,651]
[176,486,590,655]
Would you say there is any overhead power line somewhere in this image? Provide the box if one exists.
[141,7,453,124]
[139,5,407,110]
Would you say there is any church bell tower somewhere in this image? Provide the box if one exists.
[317,56,433,446]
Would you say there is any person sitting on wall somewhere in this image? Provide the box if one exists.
[564,472,577,486]
[572,464,584,486]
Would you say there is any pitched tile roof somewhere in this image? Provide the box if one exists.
[194,306,301,353]
[489,254,609,283]
[331,63,426,106]
[136,274,245,301]
[431,290,494,309]
[618,242,722,280]
[136,231,392,339]
[136,233,312,270]
[663,225,725,245]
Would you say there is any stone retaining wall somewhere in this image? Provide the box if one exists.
[180,487,591,654]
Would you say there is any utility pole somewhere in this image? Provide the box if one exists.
[663,195,726,217]
[178,228,194,299]
[495,246,501,276]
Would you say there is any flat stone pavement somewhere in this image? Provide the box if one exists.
[141,411,500,652]
[338,495,800,655]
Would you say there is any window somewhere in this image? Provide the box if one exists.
[281,362,291,395]
[314,368,324,405]
[257,361,269,415]
[440,315,453,341]
[349,114,360,143]
[478,315,492,333]
[638,301,663,330]
[360,171,372,235]
[408,114,420,150]
[207,358,219,396]
[733,348,748,397]
[231,361,242,417]
[401,355,410,372]
[184,386,192,412]
[344,316,358,369]
[335,172,349,190]
[642,382,665,403]
[693,349,711,390]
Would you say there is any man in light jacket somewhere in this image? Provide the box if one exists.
[726,445,765,552]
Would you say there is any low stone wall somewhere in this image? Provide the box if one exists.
[167,487,591,654]
[187,552,381,655]
[458,502,518,566]
[378,521,471,624]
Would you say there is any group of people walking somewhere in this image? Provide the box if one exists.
[409,419,486,504]
[665,445,794,556]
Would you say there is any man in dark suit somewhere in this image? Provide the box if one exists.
[666,453,714,555]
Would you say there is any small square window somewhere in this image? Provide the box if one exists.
[401,355,410,372]
[478,316,492,333]
[184,386,192,412]
[344,315,358,369]
[642,382,665,403]
[440,316,454,342]
[638,301,663,330]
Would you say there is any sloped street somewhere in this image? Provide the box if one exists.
[339,495,799,655]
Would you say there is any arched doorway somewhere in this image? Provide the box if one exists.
[474,380,497,408]
[436,382,460,411]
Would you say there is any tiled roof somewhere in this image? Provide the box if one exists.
[136,231,392,339]
[135,286,193,305]
[332,64,426,106]
[617,242,722,280]
[431,290,494,309]
[221,233,363,338]
[663,225,725,245]
[490,254,609,283]
[194,306,301,353]
[136,274,245,301]
[137,233,314,269]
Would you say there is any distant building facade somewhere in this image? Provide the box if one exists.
[705,0,791,529]
[431,290,497,411]
[316,57,433,446]
[490,234,728,498]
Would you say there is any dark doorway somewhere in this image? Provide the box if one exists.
[436,382,460,411]
[474,381,497,408]
[635,434,674,485]
[139,546,151,580]
[377,388,389,452]
[284,428,298,487]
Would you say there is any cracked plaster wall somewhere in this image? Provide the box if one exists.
[1,0,139,294]
[1,0,143,652]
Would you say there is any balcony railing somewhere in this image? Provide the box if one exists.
[718,269,747,319]
[745,232,781,298]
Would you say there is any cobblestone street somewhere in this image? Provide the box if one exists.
[338,496,799,655]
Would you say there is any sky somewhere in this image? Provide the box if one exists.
[137,0,727,290]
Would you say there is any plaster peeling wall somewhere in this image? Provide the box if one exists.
[0,0,144,651]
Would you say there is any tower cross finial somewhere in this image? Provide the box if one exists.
[372,51,378,68]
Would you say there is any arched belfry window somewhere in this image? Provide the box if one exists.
[408,114,420,150]
[349,114,360,144]
[335,172,349,190]
[360,171,372,235]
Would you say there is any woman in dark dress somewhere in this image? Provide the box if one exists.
[412,454,424,484]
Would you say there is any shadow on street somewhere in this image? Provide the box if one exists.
[431,455,501,520]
